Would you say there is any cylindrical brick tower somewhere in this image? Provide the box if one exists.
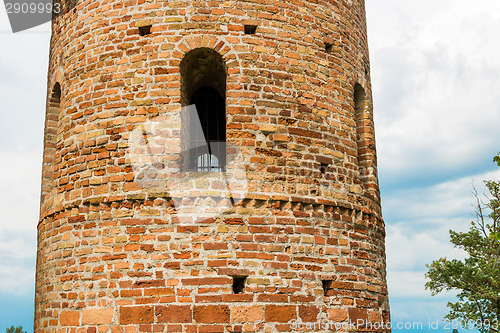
[36,0,390,332]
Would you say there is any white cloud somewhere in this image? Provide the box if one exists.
[369,3,500,319]
[387,223,466,272]
[0,233,36,295]
[0,150,41,295]
[367,0,500,184]
[0,9,50,152]
[384,168,500,325]
[384,169,500,224]
[0,8,49,296]
[385,168,500,264]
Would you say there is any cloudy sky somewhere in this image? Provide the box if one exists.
[1,0,500,331]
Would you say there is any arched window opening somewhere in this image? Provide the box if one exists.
[354,83,367,177]
[353,82,379,200]
[41,82,61,207]
[49,82,61,108]
[180,48,227,172]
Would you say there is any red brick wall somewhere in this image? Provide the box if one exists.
[36,0,390,331]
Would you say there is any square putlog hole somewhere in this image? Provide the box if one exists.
[320,163,328,174]
[244,25,257,35]
[232,276,247,294]
[325,43,333,53]
[138,25,152,36]
[322,280,333,296]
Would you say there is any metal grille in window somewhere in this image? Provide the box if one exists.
[189,86,226,172]
[196,153,221,172]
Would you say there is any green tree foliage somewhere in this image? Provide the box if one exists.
[425,158,500,333]
[494,152,500,167]
[5,327,26,333]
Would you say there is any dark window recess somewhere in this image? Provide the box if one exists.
[322,280,333,296]
[232,276,247,294]
[325,43,333,53]
[320,163,328,174]
[354,83,366,177]
[180,48,227,172]
[189,86,226,172]
[244,25,257,35]
[138,25,152,36]
[49,82,61,108]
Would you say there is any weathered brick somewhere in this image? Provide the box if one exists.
[193,305,230,323]
[265,305,297,323]
[119,306,154,324]
[298,305,319,322]
[348,308,368,322]
[231,305,263,323]
[156,305,192,323]
[60,311,80,326]
[329,308,348,322]
[82,308,113,325]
